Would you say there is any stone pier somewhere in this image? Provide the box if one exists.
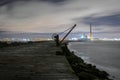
[0,41,78,80]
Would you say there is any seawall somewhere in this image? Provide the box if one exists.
[61,43,112,80]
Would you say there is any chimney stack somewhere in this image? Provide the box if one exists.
[90,24,93,40]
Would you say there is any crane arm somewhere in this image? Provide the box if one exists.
[60,24,76,43]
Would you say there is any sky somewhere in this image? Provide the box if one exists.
[0,0,120,38]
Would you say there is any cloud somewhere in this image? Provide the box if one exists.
[74,14,120,26]
[0,0,67,6]
[0,0,120,34]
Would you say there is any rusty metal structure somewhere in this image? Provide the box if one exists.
[60,24,76,43]
[52,24,76,46]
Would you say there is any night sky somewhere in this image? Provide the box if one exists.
[0,0,120,38]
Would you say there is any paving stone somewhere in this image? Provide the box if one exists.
[0,41,78,80]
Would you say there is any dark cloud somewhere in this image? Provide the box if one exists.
[40,0,67,3]
[0,0,67,6]
[81,14,120,26]
[0,31,6,33]
[0,0,14,6]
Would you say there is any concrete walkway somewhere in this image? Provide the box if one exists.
[0,41,78,80]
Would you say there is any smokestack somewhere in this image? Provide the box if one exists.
[90,24,93,40]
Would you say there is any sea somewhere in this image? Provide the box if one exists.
[68,41,120,80]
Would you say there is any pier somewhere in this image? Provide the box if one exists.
[0,41,78,80]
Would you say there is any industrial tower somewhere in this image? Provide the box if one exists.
[90,24,93,40]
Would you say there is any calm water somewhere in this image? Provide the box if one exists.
[68,41,120,80]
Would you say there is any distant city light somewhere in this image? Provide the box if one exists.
[80,35,84,39]
[22,38,30,42]
[71,38,78,40]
